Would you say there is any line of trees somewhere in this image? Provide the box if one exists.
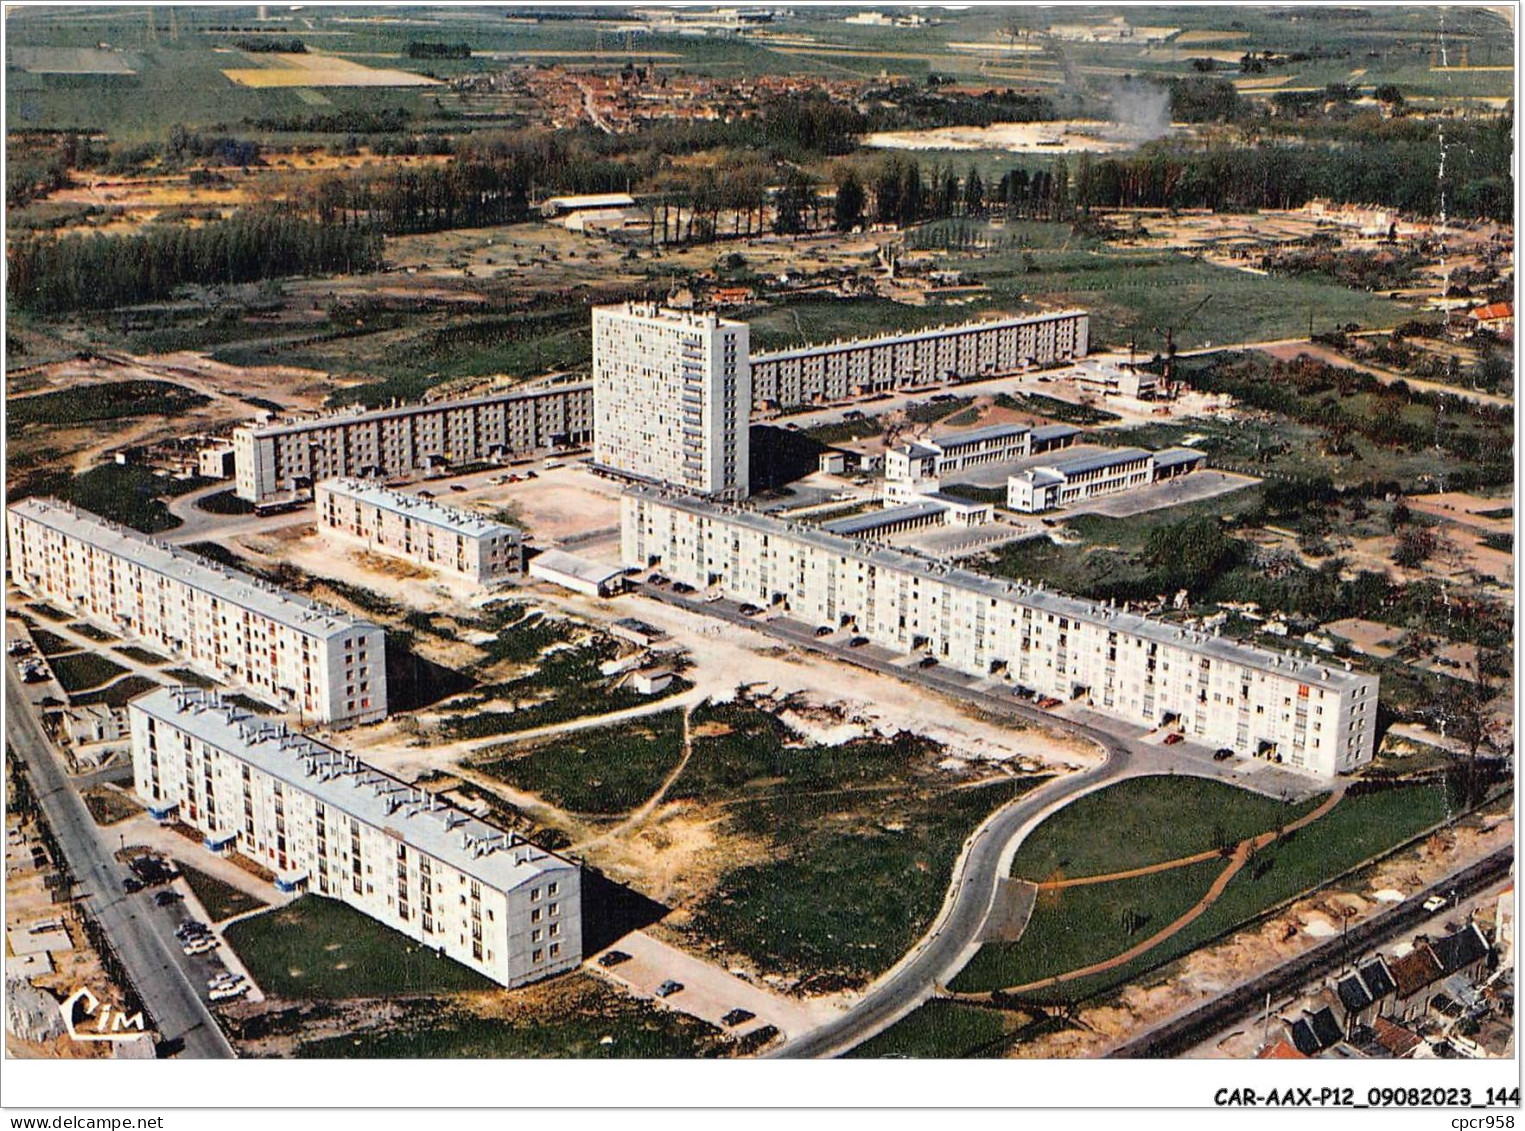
[9,214,383,314]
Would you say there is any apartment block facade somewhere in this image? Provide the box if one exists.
[234,383,593,506]
[130,687,581,989]
[315,478,522,585]
[885,422,1080,484]
[622,490,1377,777]
[749,310,1089,409]
[592,303,750,500]
[7,498,387,726]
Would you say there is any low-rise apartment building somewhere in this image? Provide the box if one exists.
[7,498,387,726]
[315,479,522,585]
[750,311,1089,409]
[233,383,593,506]
[622,489,1377,777]
[130,687,581,989]
[886,422,1080,485]
[1007,446,1206,513]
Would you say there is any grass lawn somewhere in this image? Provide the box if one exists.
[295,975,727,1059]
[992,780,1465,1005]
[180,864,267,923]
[81,788,140,826]
[30,604,72,622]
[48,651,129,692]
[846,999,1062,1059]
[472,708,686,816]
[27,628,77,656]
[164,667,217,689]
[224,896,496,1000]
[115,645,168,665]
[72,675,160,708]
[1007,775,1320,883]
[7,380,208,434]
[949,857,1226,993]
[6,464,207,533]
[195,490,257,516]
[69,623,118,643]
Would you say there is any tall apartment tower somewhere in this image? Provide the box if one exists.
[592,303,750,500]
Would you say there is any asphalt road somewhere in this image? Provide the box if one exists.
[633,582,1143,1058]
[6,667,234,1059]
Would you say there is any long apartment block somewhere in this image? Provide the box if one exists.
[886,422,1080,484]
[130,687,581,989]
[316,478,523,585]
[592,303,750,500]
[7,498,387,726]
[749,310,1089,410]
[234,382,593,506]
[622,490,1377,778]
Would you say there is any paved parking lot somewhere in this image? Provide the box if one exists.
[589,931,839,1041]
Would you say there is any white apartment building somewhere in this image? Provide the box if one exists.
[7,498,387,726]
[315,479,522,585]
[234,383,593,506]
[622,490,1377,777]
[1007,446,1205,513]
[749,311,1089,409]
[592,303,750,500]
[885,422,1080,485]
[130,687,581,989]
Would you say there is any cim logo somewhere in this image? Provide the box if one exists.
[60,986,148,1042]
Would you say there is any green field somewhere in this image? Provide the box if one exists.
[48,651,129,692]
[845,999,1047,1059]
[471,708,686,816]
[1007,775,1318,882]
[71,675,160,708]
[180,864,267,923]
[296,975,727,1059]
[955,779,1466,1003]
[82,788,139,826]
[224,895,495,1000]
[7,464,208,534]
[951,857,1226,993]
[115,645,168,665]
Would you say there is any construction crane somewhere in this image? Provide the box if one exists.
[1131,293,1213,396]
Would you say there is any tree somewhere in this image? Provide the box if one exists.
[833,170,865,232]
[772,169,815,236]
[1374,83,1406,108]
[1392,526,1437,569]
[1143,516,1245,596]
[963,166,985,218]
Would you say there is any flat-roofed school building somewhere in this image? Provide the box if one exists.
[234,383,593,506]
[315,479,523,585]
[622,489,1377,778]
[131,687,580,989]
[7,498,387,726]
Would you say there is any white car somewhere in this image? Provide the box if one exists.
[207,973,244,990]
[183,937,218,956]
[1423,895,1448,913]
[209,983,249,1003]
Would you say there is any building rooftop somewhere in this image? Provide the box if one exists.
[596,302,743,331]
[751,309,1089,364]
[9,498,376,642]
[893,442,940,460]
[1030,423,1083,443]
[1153,447,1208,471]
[319,479,519,541]
[626,487,1376,692]
[930,422,1029,450]
[529,549,625,586]
[238,382,591,441]
[134,687,574,892]
[821,501,946,536]
[540,192,636,212]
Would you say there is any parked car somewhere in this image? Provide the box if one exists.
[814,625,834,637]
[1212,748,1235,762]
[123,877,145,894]
[153,890,183,907]
[597,950,632,968]
[917,656,939,669]
[7,639,33,656]
[449,484,467,493]
[721,1008,755,1028]
[672,582,696,595]
[846,636,869,648]
[176,920,208,937]
[208,972,243,989]
[738,603,763,617]
[209,983,248,1002]
[647,573,669,587]
[654,980,684,999]
[1423,895,1448,913]
[1163,733,1185,746]
[1037,697,1063,710]
[183,937,218,956]
[703,591,723,603]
